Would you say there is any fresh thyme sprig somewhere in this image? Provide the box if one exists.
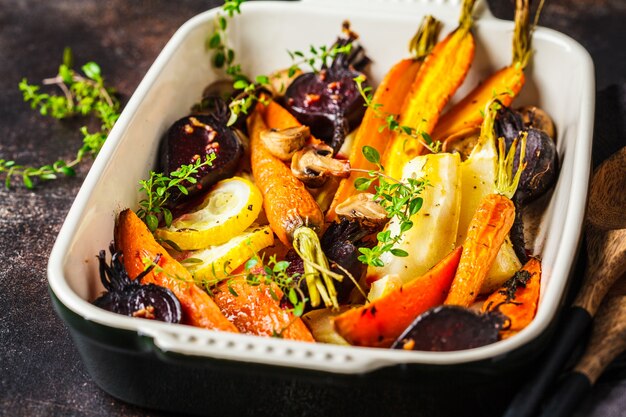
[241,255,309,318]
[184,252,309,319]
[354,74,441,154]
[137,154,216,232]
[352,146,427,267]
[1,47,120,189]
[205,1,353,126]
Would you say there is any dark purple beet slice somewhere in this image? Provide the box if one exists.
[283,35,370,152]
[495,106,559,204]
[93,247,182,323]
[391,305,506,351]
[159,114,243,199]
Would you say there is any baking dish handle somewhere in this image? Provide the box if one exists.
[143,326,399,374]
[300,0,495,21]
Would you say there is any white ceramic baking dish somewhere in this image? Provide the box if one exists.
[47,0,594,383]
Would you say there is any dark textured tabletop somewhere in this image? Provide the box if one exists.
[1,1,625,416]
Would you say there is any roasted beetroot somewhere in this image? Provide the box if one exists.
[495,105,558,263]
[495,106,559,204]
[282,26,370,152]
[159,101,243,200]
[93,246,182,323]
[391,305,507,351]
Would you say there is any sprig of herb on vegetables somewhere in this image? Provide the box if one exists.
[185,252,309,318]
[206,0,353,126]
[354,74,441,154]
[1,47,120,189]
[137,154,216,232]
[352,146,428,267]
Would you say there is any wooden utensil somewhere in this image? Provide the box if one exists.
[504,146,626,417]
[538,279,626,417]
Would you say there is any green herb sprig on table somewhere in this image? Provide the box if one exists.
[0,47,120,189]
[354,74,442,154]
[352,146,428,267]
[136,154,216,232]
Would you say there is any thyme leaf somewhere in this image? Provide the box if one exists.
[1,47,120,189]
[354,75,442,154]
[136,154,216,232]
[353,146,428,267]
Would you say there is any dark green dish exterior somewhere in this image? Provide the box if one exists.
[51,288,558,417]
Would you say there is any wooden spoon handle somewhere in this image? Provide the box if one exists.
[573,228,626,315]
[574,294,626,383]
[537,295,626,417]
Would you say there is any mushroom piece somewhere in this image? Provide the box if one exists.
[517,106,556,140]
[291,143,351,188]
[441,126,481,161]
[334,193,388,228]
[260,126,309,161]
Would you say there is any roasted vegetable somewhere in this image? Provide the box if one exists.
[392,305,506,351]
[249,107,340,308]
[93,246,182,323]
[445,193,517,307]
[456,101,522,292]
[249,107,324,245]
[433,0,533,143]
[327,15,441,220]
[446,108,526,306]
[291,143,351,188]
[333,246,462,348]
[212,275,315,342]
[283,23,370,152]
[381,0,477,179]
[366,152,462,288]
[115,209,238,332]
[155,177,263,250]
[159,102,243,199]
[495,106,558,203]
[494,105,558,262]
[483,257,541,339]
[260,126,309,161]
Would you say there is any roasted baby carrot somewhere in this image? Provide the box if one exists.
[445,106,527,307]
[433,0,534,143]
[250,107,340,309]
[327,16,441,221]
[482,257,541,339]
[333,246,462,348]
[444,194,516,307]
[381,0,477,179]
[248,106,324,247]
[213,275,315,342]
[114,208,238,332]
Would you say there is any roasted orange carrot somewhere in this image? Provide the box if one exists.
[381,0,477,179]
[333,246,462,348]
[249,107,324,246]
[433,0,534,142]
[445,103,527,307]
[327,16,441,222]
[482,257,541,339]
[213,275,315,342]
[249,107,341,308]
[444,194,516,307]
[114,209,238,332]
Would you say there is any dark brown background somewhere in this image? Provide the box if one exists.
[1,1,625,416]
